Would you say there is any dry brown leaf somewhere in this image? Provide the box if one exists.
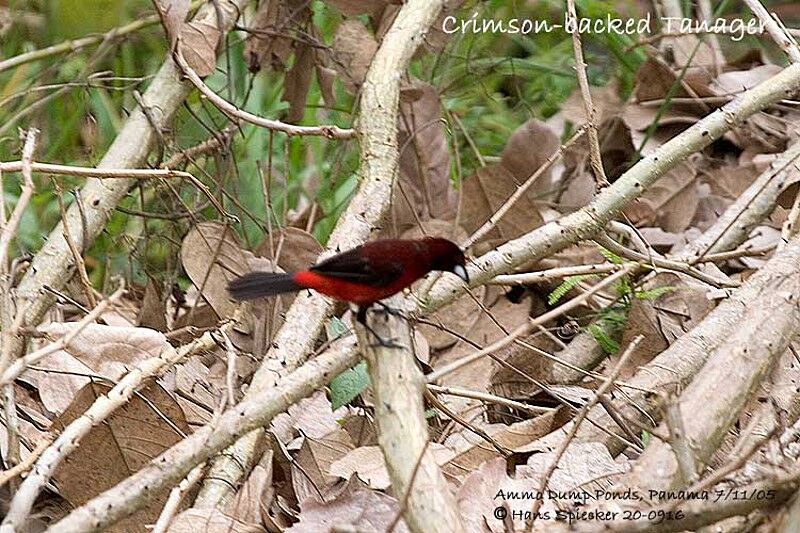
[292,428,354,503]
[703,160,761,200]
[517,441,627,494]
[623,160,700,232]
[614,297,667,381]
[243,0,311,73]
[155,0,190,46]
[283,42,314,123]
[432,295,533,414]
[35,323,169,415]
[324,0,387,17]
[488,327,565,406]
[652,273,715,343]
[500,119,560,191]
[442,408,570,481]
[329,444,453,491]
[340,413,377,447]
[178,20,221,77]
[171,355,221,425]
[287,390,342,439]
[711,65,784,95]
[53,381,189,533]
[227,452,275,525]
[665,34,722,75]
[167,509,265,533]
[332,19,378,93]
[562,82,623,126]
[256,227,323,274]
[181,221,256,319]
[137,280,167,332]
[456,458,524,533]
[315,59,337,108]
[328,446,389,490]
[396,81,457,222]
[287,484,409,533]
[460,164,545,248]
[632,58,691,104]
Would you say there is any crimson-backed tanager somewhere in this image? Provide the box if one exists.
[227,237,469,330]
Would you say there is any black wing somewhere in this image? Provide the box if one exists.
[310,247,403,287]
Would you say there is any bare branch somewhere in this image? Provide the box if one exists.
[356,299,463,533]
[172,46,356,140]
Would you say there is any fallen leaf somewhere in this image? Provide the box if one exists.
[287,484,409,533]
[178,19,221,77]
[243,0,311,72]
[288,390,342,439]
[623,160,701,232]
[432,295,533,414]
[53,381,190,533]
[443,408,570,481]
[500,119,560,192]
[181,221,267,319]
[329,444,454,490]
[35,323,169,415]
[292,428,354,502]
[137,280,167,332]
[517,442,628,494]
[396,81,458,221]
[256,227,323,274]
[328,446,390,490]
[460,164,545,248]
[167,509,265,533]
[227,452,275,525]
[332,19,378,93]
[283,42,314,123]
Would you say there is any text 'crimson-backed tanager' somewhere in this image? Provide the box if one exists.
[226,237,469,328]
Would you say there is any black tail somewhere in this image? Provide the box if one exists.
[227,272,300,301]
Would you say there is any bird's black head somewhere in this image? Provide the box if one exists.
[424,237,469,284]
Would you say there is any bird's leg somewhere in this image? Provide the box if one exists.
[356,305,405,349]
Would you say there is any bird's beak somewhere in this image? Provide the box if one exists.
[453,264,469,284]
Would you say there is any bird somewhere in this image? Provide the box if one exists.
[227,237,469,343]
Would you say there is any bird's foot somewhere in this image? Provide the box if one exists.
[361,322,407,350]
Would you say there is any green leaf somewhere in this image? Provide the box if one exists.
[329,316,349,338]
[598,246,624,265]
[548,274,595,305]
[588,323,620,355]
[636,286,676,300]
[330,362,370,410]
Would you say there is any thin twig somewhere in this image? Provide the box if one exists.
[427,384,554,416]
[0,130,38,275]
[566,0,609,190]
[151,464,206,533]
[461,124,588,249]
[664,396,699,485]
[427,266,634,383]
[0,160,195,179]
[742,0,800,63]
[527,335,643,530]
[0,285,125,387]
[172,43,355,140]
